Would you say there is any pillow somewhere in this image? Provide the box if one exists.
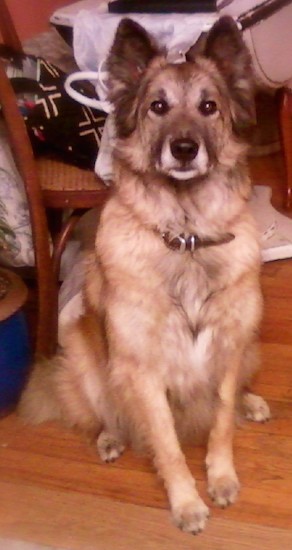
[0,48,107,267]
[0,46,107,170]
[0,122,34,267]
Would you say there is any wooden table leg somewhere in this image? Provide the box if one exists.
[279,87,292,209]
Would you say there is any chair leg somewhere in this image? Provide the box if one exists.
[279,87,292,209]
[29,219,59,358]
[34,262,59,359]
[52,210,84,281]
[42,208,85,358]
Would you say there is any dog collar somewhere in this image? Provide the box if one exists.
[161,231,235,253]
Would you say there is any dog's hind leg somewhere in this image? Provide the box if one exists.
[97,430,125,463]
[238,341,271,423]
[241,391,271,423]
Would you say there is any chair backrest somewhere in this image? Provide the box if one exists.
[0,0,23,52]
[0,1,57,357]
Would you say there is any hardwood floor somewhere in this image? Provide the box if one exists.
[0,153,291,549]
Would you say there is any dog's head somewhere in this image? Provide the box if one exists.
[106,17,255,183]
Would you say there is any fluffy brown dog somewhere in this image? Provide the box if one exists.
[19,17,271,534]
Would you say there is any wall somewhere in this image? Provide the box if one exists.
[7,0,74,40]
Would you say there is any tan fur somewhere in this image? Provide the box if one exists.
[19,18,270,535]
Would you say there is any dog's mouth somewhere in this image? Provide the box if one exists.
[157,137,210,182]
[167,167,202,181]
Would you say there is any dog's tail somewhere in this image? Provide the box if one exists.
[18,356,61,425]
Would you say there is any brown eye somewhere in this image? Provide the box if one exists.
[150,99,169,115]
[199,100,218,116]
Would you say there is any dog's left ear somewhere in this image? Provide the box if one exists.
[107,18,161,136]
[204,16,256,130]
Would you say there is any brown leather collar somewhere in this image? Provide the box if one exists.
[161,231,235,253]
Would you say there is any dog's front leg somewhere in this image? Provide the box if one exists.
[206,349,242,507]
[118,371,209,534]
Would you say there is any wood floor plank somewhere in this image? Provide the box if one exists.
[0,405,291,531]
[0,481,291,550]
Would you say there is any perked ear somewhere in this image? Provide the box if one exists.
[106,18,160,137]
[204,16,256,130]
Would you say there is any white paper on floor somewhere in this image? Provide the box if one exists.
[250,185,292,262]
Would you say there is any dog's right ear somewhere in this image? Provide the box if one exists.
[107,18,160,136]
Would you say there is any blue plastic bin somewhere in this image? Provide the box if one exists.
[0,270,30,415]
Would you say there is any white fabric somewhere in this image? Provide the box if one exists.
[50,0,109,27]
[58,249,86,344]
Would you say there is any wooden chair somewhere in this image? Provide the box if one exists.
[279,88,292,209]
[0,0,110,357]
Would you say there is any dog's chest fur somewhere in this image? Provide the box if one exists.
[98,200,234,397]
[157,251,226,390]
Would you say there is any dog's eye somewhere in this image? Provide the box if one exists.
[150,100,169,115]
[199,100,218,116]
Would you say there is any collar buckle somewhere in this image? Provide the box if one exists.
[161,231,234,253]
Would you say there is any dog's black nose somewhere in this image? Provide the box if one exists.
[170,139,199,162]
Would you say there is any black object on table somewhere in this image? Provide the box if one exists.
[108,0,217,14]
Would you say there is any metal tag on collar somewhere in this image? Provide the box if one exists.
[188,234,196,252]
[162,233,188,253]
[177,234,187,253]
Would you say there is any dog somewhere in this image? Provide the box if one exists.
[19,17,271,535]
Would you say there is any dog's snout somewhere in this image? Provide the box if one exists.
[170,139,199,162]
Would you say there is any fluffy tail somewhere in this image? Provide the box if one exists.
[18,357,61,424]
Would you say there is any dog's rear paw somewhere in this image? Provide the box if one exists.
[208,473,240,508]
[172,498,210,535]
[97,431,125,463]
[242,392,271,423]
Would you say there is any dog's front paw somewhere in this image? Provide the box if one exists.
[97,431,125,463]
[172,498,210,535]
[207,472,240,508]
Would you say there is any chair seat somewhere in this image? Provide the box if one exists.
[36,157,111,208]
[36,157,107,192]
[0,0,111,356]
